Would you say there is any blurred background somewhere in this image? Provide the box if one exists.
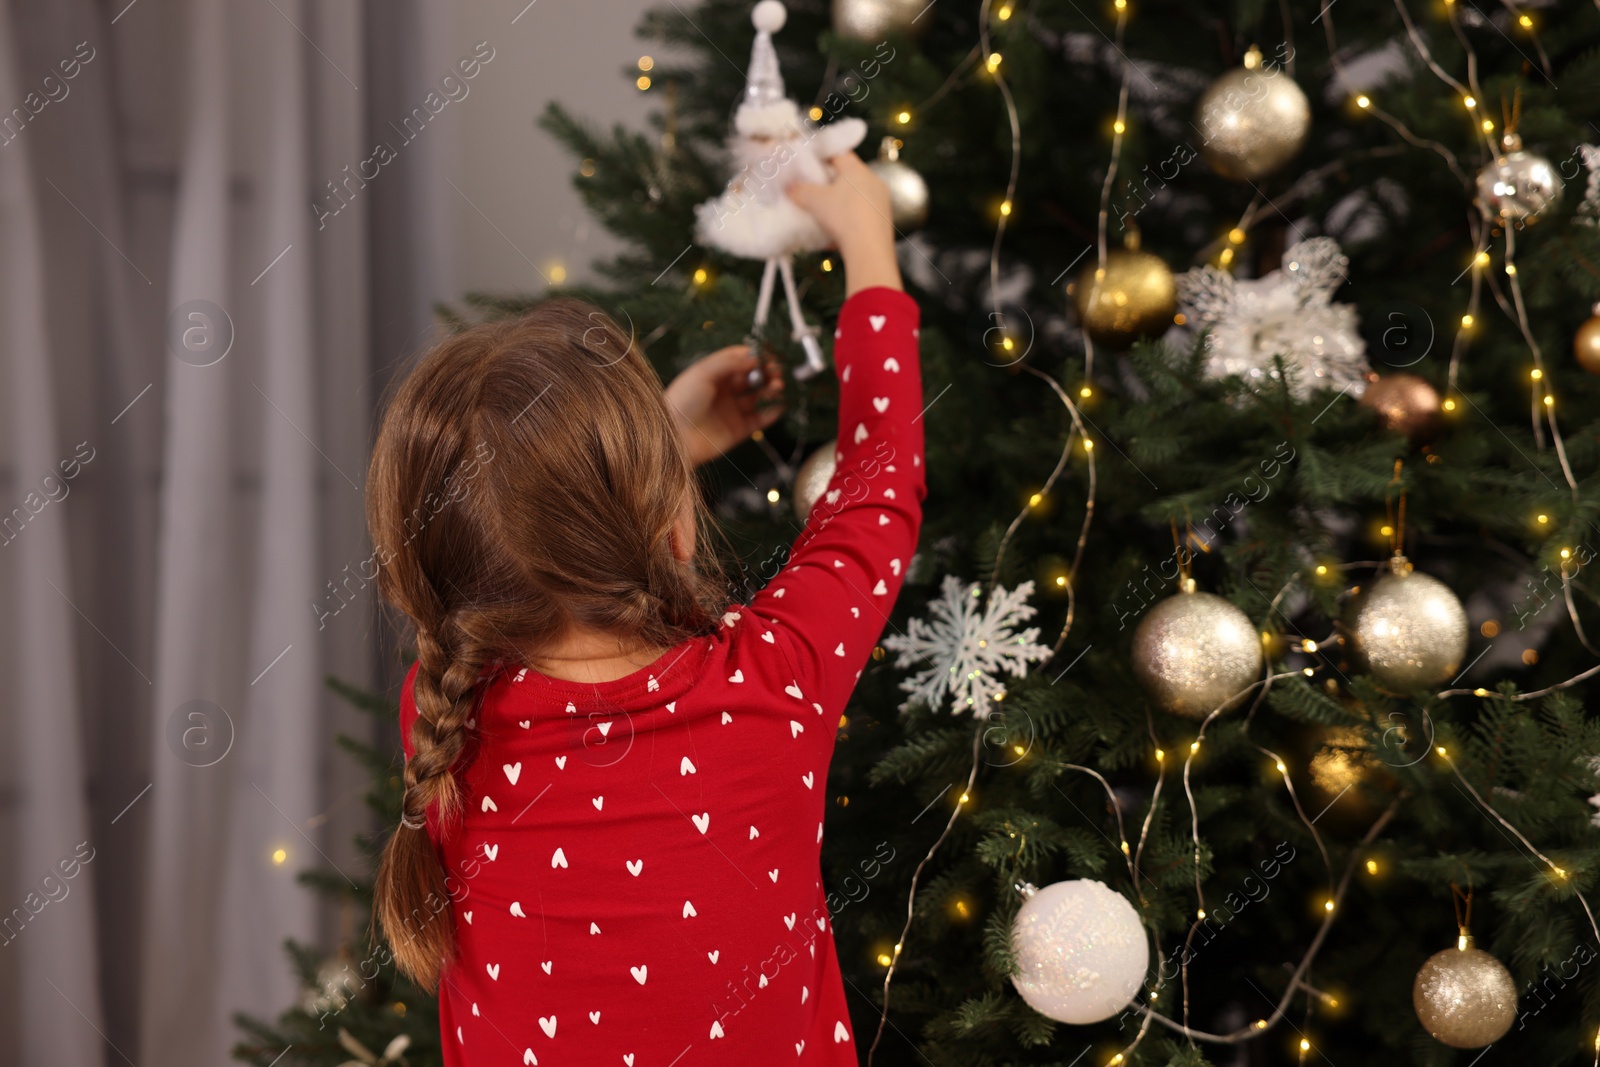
[0,1,662,1062]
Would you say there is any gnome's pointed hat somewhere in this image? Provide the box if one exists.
[744,1,788,107]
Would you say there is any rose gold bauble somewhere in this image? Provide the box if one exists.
[1359,372,1441,441]
[1574,305,1600,375]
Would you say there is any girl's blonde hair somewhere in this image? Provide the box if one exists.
[366,300,725,988]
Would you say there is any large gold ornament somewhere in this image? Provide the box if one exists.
[1348,558,1468,692]
[868,137,929,230]
[1194,47,1311,181]
[1070,238,1177,349]
[1475,133,1562,223]
[831,0,926,40]
[1131,583,1263,718]
[1359,372,1442,442]
[1413,939,1517,1049]
[1574,303,1600,375]
[793,444,838,520]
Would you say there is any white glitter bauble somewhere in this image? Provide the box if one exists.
[1476,134,1562,223]
[1011,879,1148,1024]
[832,0,927,41]
[1348,558,1468,692]
[793,444,838,519]
[869,137,929,230]
[1413,941,1517,1049]
[1132,586,1263,719]
[1194,48,1310,181]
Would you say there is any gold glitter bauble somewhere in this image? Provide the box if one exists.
[1194,48,1310,181]
[1132,587,1263,718]
[1309,727,1376,795]
[1359,372,1442,442]
[868,137,929,230]
[1475,134,1562,223]
[1413,942,1517,1049]
[832,0,927,41]
[793,444,838,520]
[1070,247,1177,349]
[1574,306,1600,375]
[1348,558,1468,692]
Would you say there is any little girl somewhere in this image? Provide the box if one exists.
[368,151,922,1064]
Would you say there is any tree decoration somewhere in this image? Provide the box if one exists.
[793,443,838,519]
[1347,557,1468,692]
[1359,372,1442,441]
[883,576,1052,718]
[1194,46,1310,181]
[1413,910,1518,1051]
[1069,234,1177,349]
[1176,236,1370,399]
[1476,131,1562,223]
[1131,581,1263,718]
[1574,303,1600,376]
[831,0,928,41]
[694,1,867,378]
[868,136,929,230]
[1010,880,1149,1025]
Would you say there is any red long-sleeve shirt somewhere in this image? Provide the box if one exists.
[401,287,924,1065]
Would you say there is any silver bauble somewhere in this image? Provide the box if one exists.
[1413,941,1517,1049]
[1132,585,1263,718]
[1476,134,1562,222]
[832,0,926,41]
[1010,879,1148,1025]
[793,444,838,520]
[868,137,929,230]
[1348,558,1467,692]
[1195,48,1310,181]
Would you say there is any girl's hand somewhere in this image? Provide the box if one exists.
[664,345,784,466]
[786,151,902,297]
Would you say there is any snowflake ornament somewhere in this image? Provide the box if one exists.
[1176,237,1370,400]
[883,576,1053,719]
[1576,145,1600,227]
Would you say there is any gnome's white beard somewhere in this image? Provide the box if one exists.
[696,100,866,259]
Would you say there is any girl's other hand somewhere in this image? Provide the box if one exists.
[664,345,784,466]
[786,151,902,297]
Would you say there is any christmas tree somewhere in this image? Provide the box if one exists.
[241,0,1600,1062]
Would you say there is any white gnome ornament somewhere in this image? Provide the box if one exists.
[694,0,866,379]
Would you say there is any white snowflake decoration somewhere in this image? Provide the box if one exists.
[883,576,1052,719]
[1576,144,1600,227]
[1176,236,1370,400]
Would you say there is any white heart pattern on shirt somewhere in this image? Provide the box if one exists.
[482,844,499,861]
[785,683,804,699]
[749,825,759,839]
[692,812,711,834]
[773,588,785,598]
[873,580,888,595]
[565,701,577,714]
[878,514,890,526]
[769,868,780,882]
[790,720,804,738]
[834,643,846,657]
[514,668,527,682]
[539,1016,557,1038]
[824,489,841,506]
[681,756,697,775]
[510,901,526,918]
[851,607,860,617]
[853,422,868,444]
[541,960,553,974]
[834,1021,849,1042]
[884,488,896,500]
[796,1041,805,1055]
[708,949,719,963]
[784,912,797,930]
[590,1011,601,1024]
[518,720,530,729]
[590,922,601,935]
[883,356,900,372]
[721,610,740,627]
[666,701,676,713]
[872,396,890,413]
[523,1050,536,1065]
[758,973,769,989]
[482,796,497,812]
[710,1021,725,1039]
[626,859,643,876]
[630,965,648,985]
[551,848,568,868]
[487,963,500,980]
[597,721,612,737]
[802,771,814,789]
[683,900,697,918]
[555,756,567,769]
[503,762,521,785]
[842,364,851,382]
[812,702,824,715]
[647,674,659,691]
[464,910,473,924]
[761,631,775,644]
[729,669,744,683]
[592,796,604,811]
[721,711,733,724]
[802,986,809,1003]
[868,314,886,332]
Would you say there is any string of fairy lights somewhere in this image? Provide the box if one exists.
[827,0,1600,1062]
